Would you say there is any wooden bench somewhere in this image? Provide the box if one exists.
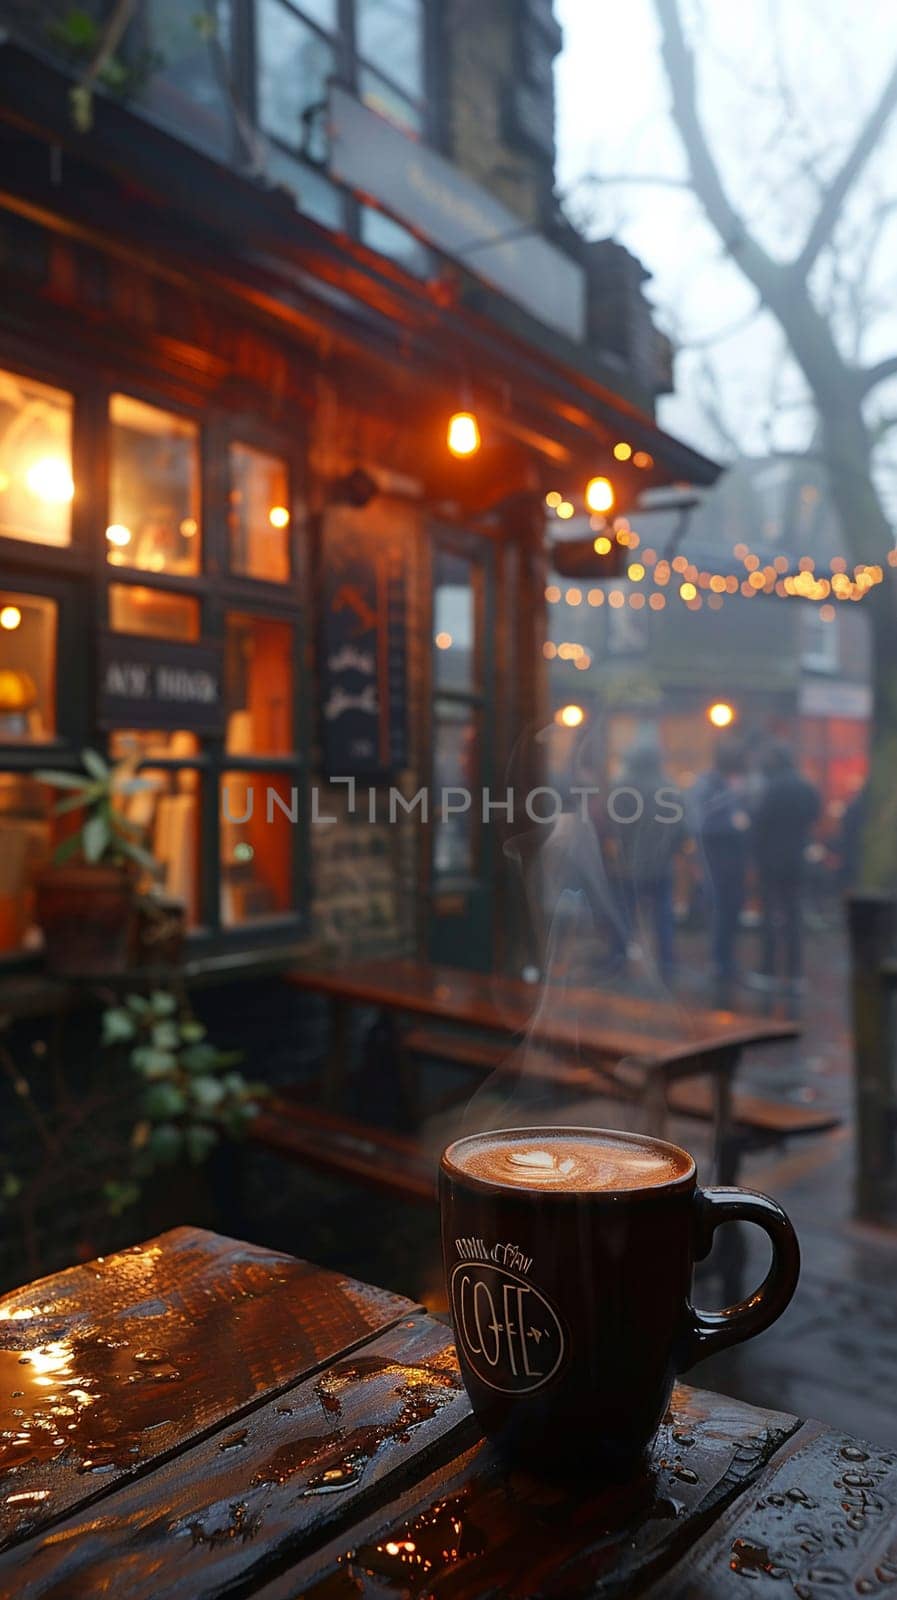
[403,1024,841,1165]
[401,1025,612,1092]
[250,1098,436,1204]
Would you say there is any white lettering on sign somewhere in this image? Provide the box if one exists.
[324,684,379,722]
[105,662,151,698]
[155,666,217,704]
[449,1260,566,1395]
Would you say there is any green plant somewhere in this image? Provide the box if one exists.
[101,989,263,1178]
[36,747,161,875]
[0,987,264,1282]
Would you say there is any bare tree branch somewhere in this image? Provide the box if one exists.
[653,0,785,299]
[860,355,897,397]
[795,56,897,277]
[568,173,691,192]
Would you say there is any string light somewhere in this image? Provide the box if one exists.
[613,441,632,461]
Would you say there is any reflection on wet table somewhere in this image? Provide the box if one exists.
[0,1229,893,1599]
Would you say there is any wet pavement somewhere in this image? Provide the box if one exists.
[679,912,897,1449]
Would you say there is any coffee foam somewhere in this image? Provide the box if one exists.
[450,1129,690,1193]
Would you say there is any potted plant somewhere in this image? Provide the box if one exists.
[34,748,162,977]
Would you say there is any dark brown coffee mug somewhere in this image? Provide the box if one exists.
[440,1126,800,1477]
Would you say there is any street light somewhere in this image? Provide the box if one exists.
[707,701,735,728]
[555,704,585,728]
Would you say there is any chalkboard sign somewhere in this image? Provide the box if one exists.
[320,516,407,777]
[97,631,224,733]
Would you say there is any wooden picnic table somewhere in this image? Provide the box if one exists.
[287,958,799,1181]
[0,1227,892,1599]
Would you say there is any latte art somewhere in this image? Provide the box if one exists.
[451,1129,692,1193]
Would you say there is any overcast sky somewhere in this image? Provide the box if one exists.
[553,0,897,470]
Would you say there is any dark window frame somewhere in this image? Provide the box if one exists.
[0,341,311,967]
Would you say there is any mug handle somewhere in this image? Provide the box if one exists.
[678,1186,800,1368]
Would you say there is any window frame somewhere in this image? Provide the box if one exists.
[429,527,490,890]
[0,340,310,966]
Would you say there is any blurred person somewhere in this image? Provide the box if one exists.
[748,742,821,992]
[691,738,752,997]
[606,741,687,982]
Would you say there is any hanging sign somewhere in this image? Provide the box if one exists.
[320,517,407,777]
[97,631,224,733]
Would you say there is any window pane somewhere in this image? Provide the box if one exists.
[225,612,294,755]
[266,144,346,227]
[433,549,475,691]
[113,751,201,925]
[109,730,200,762]
[229,443,291,581]
[0,774,52,954]
[433,698,480,881]
[357,0,423,99]
[257,0,335,160]
[360,206,430,276]
[293,0,338,27]
[359,65,421,133]
[137,0,235,161]
[0,370,73,547]
[0,593,56,744]
[109,584,200,641]
[108,395,200,575]
[220,770,296,925]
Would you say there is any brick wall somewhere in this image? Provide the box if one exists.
[442,0,556,227]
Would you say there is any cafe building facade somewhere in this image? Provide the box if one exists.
[0,0,717,979]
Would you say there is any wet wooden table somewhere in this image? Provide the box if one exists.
[1,1228,893,1600]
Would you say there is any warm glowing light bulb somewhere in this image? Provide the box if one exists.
[708,702,735,729]
[585,475,614,514]
[556,500,575,519]
[593,535,612,555]
[269,505,290,529]
[679,581,697,601]
[613,441,632,461]
[105,524,132,547]
[25,456,74,504]
[0,605,22,631]
[447,411,481,457]
[434,631,453,650]
[627,563,645,581]
[545,490,562,508]
[555,704,585,729]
